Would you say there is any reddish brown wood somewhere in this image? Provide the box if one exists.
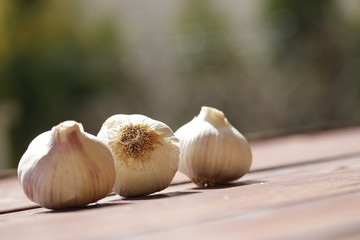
[1,126,359,239]
[0,176,39,214]
[251,126,360,171]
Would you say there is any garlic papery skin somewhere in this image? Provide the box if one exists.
[97,114,179,198]
[17,121,115,210]
[175,106,252,186]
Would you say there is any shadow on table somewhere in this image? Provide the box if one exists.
[37,201,130,214]
[120,190,200,201]
[37,180,265,213]
[191,179,267,190]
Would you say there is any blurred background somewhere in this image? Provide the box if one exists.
[1,0,360,169]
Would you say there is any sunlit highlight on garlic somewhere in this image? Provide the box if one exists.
[175,106,252,186]
[17,121,116,209]
[97,114,179,197]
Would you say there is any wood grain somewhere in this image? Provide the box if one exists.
[1,126,359,239]
[250,126,360,171]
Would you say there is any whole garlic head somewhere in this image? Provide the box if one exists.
[17,121,116,210]
[97,114,179,197]
[175,106,252,186]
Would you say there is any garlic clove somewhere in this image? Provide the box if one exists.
[97,114,179,197]
[17,121,116,210]
[175,106,252,186]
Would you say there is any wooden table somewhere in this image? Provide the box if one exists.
[1,126,360,239]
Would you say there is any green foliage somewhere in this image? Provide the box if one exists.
[2,0,360,168]
[176,0,239,75]
[175,0,248,128]
[265,0,360,129]
[0,0,125,167]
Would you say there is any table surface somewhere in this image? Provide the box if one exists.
[1,126,360,240]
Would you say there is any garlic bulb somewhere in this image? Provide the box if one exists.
[97,114,179,198]
[17,121,116,210]
[175,106,252,186]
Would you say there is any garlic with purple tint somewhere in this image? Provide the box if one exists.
[175,106,252,186]
[17,121,115,210]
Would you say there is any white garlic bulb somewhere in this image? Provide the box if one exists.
[175,106,252,186]
[97,114,179,197]
[17,121,116,210]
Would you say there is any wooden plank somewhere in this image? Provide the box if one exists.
[1,126,359,239]
[138,190,360,240]
[0,126,358,209]
[1,153,359,240]
[0,176,39,214]
[1,148,358,215]
[250,126,360,171]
